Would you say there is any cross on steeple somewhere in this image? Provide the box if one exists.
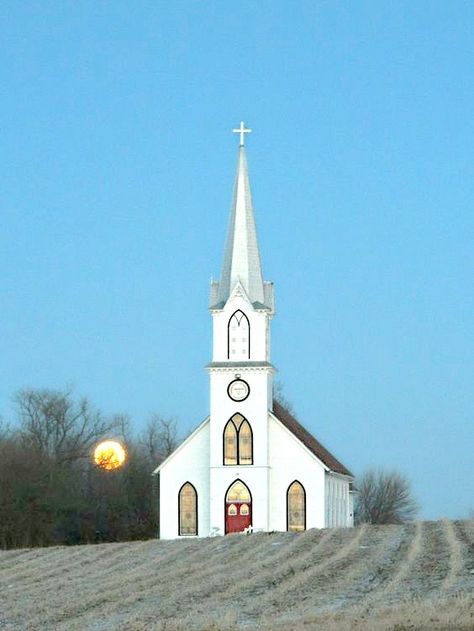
[233,121,252,146]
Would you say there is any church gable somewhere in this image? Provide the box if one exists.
[271,400,353,477]
[153,417,209,475]
[156,417,210,539]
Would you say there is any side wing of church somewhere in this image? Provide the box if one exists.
[153,125,354,538]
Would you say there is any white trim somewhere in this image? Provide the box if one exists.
[327,470,355,482]
[206,365,276,373]
[226,279,252,308]
[152,416,210,475]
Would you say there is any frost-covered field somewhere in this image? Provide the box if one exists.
[0,520,473,630]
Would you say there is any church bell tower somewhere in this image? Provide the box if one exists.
[207,123,275,534]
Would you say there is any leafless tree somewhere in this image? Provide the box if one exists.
[273,380,296,414]
[14,387,115,464]
[140,414,180,466]
[355,469,418,525]
[0,418,10,441]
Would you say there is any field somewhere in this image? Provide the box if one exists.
[0,520,473,630]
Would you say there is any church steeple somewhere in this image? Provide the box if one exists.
[210,123,274,311]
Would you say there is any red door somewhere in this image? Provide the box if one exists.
[226,501,252,534]
[225,480,252,534]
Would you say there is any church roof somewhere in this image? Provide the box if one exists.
[211,143,274,311]
[272,400,353,477]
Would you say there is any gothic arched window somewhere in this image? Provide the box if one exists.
[226,480,251,503]
[178,482,198,536]
[223,419,238,465]
[238,420,253,465]
[223,414,253,465]
[287,481,306,532]
[228,310,250,359]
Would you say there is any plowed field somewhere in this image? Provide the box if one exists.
[0,520,473,630]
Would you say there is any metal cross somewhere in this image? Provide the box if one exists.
[232,121,252,146]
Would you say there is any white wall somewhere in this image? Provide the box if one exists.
[325,473,352,527]
[211,292,271,362]
[208,290,274,535]
[209,369,272,468]
[208,369,272,534]
[268,415,326,531]
[158,421,210,539]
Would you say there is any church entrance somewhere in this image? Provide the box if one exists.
[225,480,252,534]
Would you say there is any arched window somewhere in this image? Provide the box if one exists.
[226,480,251,503]
[228,310,250,359]
[287,481,306,532]
[223,414,253,465]
[178,482,197,536]
[223,420,238,465]
[238,420,253,465]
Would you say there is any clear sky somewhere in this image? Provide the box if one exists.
[1,2,473,520]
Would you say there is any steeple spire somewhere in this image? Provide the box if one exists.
[210,125,273,311]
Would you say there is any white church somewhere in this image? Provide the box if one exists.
[153,123,354,538]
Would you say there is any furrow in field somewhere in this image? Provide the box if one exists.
[59,533,282,628]
[451,520,474,594]
[241,525,369,617]
[349,521,422,613]
[0,541,138,598]
[55,532,307,628]
[0,544,95,588]
[34,537,224,627]
[3,519,470,631]
[8,539,190,626]
[390,520,451,600]
[66,531,331,630]
[440,519,463,593]
[453,520,474,562]
[146,530,332,622]
[282,524,403,615]
[0,548,43,570]
[227,528,343,600]
[26,539,154,588]
[307,523,411,615]
[0,545,68,576]
[1,541,155,624]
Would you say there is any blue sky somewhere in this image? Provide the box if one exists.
[1,1,473,519]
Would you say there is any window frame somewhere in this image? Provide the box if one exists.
[178,481,198,536]
[286,480,306,532]
[227,310,250,359]
[223,414,253,466]
[238,419,253,465]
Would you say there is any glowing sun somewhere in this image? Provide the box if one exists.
[94,440,126,470]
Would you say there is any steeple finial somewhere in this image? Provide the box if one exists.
[232,121,252,146]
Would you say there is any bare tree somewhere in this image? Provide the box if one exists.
[355,469,418,525]
[140,414,180,466]
[14,387,115,464]
[273,380,295,414]
[0,418,10,441]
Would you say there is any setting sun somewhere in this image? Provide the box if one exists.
[94,440,126,471]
